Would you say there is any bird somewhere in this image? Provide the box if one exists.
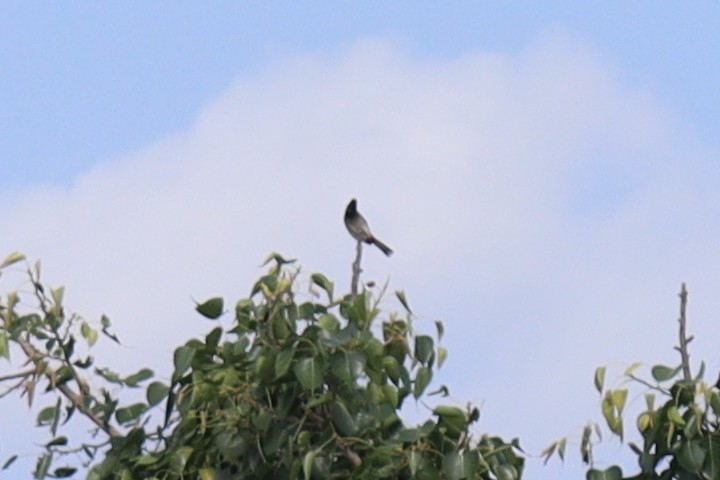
[344,199,393,256]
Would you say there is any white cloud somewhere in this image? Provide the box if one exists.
[2,35,718,478]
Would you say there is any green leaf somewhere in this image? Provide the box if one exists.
[557,437,566,460]
[198,467,216,480]
[624,361,642,376]
[100,315,120,344]
[667,405,686,426]
[382,356,402,383]
[195,297,224,319]
[303,450,317,480]
[408,449,422,477]
[645,392,655,411]
[50,397,61,436]
[146,381,170,406]
[275,347,295,379]
[414,335,434,365]
[442,451,464,480]
[297,302,317,320]
[52,466,77,478]
[2,455,17,470]
[581,424,592,464]
[495,465,519,480]
[80,321,98,347]
[382,385,399,408]
[169,446,194,473]
[541,441,557,464]
[611,389,628,413]
[433,405,465,419]
[115,402,147,425]
[37,405,58,426]
[637,412,652,432]
[294,356,326,390]
[0,333,9,360]
[594,366,606,393]
[437,346,448,368]
[135,455,159,465]
[705,434,720,479]
[205,326,222,349]
[435,320,444,341]
[329,400,358,435]
[434,405,467,433]
[173,345,195,378]
[51,286,65,308]
[255,348,277,383]
[651,364,681,382]
[428,384,450,396]
[311,273,334,301]
[96,367,123,384]
[317,313,339,331]
[395,290,412,314]
[586,466,622,480]
[45,436,68,447]
[677,440,707,474]
[414,366,432,398]
[35,453,52,479]
[330,350,366,384]
[262,252,296,268]
[0,251,25,269]
[124,368,154,387]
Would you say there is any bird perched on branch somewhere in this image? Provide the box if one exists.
[344,199,393,256]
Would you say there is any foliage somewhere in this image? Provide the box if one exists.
[544,284,720,480]
[0,251,524,479]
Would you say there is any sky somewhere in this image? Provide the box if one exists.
[1,3,720,478]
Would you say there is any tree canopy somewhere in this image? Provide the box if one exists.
[1,249,718,479]
[0,251,523,479]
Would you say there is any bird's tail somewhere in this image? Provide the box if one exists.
[370,238,393,256]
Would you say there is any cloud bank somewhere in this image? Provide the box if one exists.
[2,35,719,478]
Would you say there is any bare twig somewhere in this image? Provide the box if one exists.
[351,240,363,300]
[0,378,26,399]
[0,367,36,382]
[674,283,693,382]
[626,374,671,395]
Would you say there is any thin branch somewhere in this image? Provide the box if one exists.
[351,240,363,300]
[675,283,693,382]
[0,378,26,399]
[626,374,671,395]
[0,366,36,382]
[16,335,120,437]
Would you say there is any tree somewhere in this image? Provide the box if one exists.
[0,251,524,479]
[544,284,720,479]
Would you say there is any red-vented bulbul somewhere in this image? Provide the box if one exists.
[344,198,393,256]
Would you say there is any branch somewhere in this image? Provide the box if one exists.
[351,240,363,300]
[0,378,26,399]
[16,335,121,437]
[0,367,36,382]
[674,283,693,382]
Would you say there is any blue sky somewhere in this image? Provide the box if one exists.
[2,3,720,479]
[2,3,719,187]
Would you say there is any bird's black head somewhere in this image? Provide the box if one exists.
[345,198,358,218]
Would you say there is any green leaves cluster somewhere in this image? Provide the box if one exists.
[95,254,523,479]
[541,284,720,480]
[0,253,153,479]
[618,362,720,479]
[546,357,720,479]
[1,252,524,479]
